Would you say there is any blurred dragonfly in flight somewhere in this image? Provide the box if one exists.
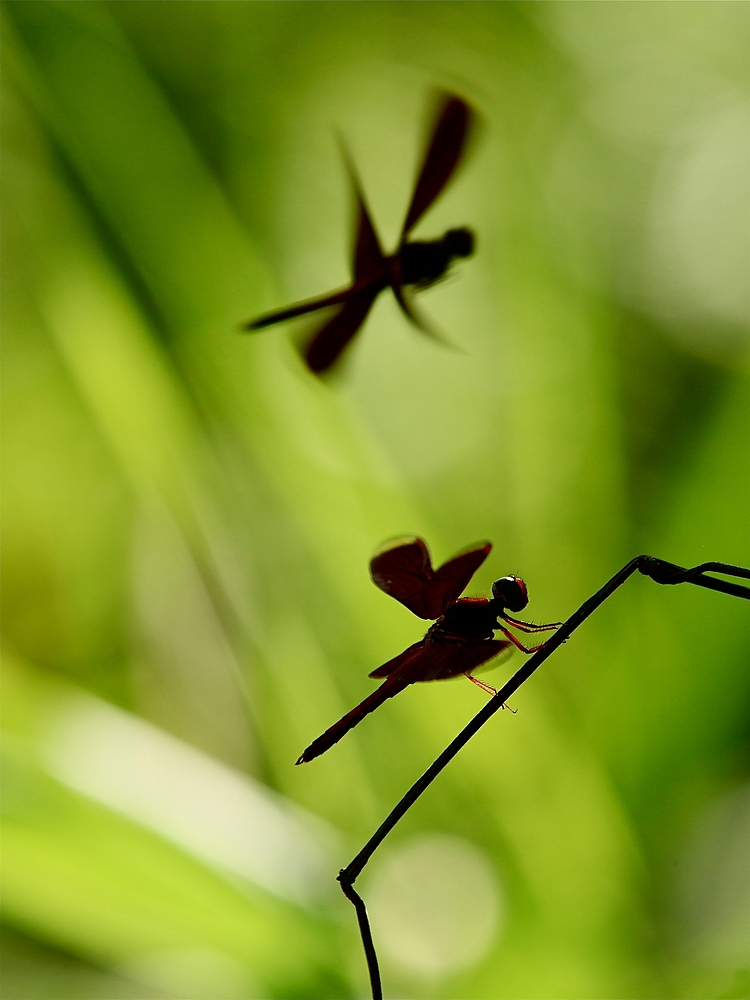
[242,92,478,373]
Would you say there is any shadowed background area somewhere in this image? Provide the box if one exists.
[2,3,748,998]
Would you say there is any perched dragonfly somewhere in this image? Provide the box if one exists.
[296,536,559,764]
[243,93,477,374]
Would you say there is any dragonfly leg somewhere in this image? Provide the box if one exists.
[502,614,561,633]
[465,673,516,712]
[496,624,551,654]
[465,673,497,695]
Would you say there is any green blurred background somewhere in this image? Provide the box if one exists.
[2,2,748,998]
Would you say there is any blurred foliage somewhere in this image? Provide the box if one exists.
[2,2,748,998]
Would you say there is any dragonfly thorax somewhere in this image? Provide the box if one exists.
[398,228,475,288]
[429,597,498,641]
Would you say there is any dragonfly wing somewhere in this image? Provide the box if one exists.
[392,637,512,683]
[423,542,492,618]
[369,640,425,678]
[370,536,436,618]
[401,93,476,239]
[351,181,386,284]
[470,641,515,674]
[392,283,459,350]
[336,137,387,284]
[304,288,380,373]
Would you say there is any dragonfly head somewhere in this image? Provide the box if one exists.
[443,227,475,259]
[491,576,528,613]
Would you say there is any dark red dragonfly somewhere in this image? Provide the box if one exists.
[243,93,477,374]
[296,536,559,764]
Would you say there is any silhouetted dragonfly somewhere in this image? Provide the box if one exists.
[243,93,477,374]
[296,536,559,763]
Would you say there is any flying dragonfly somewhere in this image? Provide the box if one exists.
[296,536,559,764]
[242,93,478,374]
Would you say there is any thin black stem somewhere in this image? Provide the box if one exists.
[338,878,382,1000]
[638,556,750,599]
[337,555,750,997]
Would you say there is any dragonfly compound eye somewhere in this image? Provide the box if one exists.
[492,576,529,612]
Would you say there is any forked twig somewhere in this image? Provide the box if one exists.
[337,555,750,999]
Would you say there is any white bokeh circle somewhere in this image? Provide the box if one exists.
[365,832,502,978]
